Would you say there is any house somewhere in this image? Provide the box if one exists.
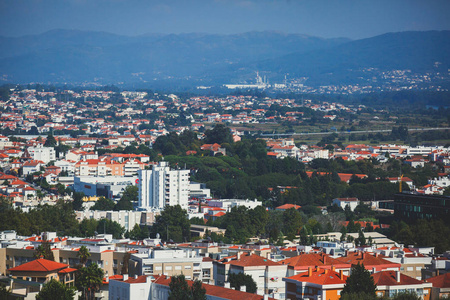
[283,267,347,300]
[22,160,43,176]
[427,273,450,299]
[332,197,359,211]
[275,204,301,211]
[145,274,275,300]
[336,251,401,273]
[200,143,226,156]
[7,258,77,287]
[372,270,432,299]
[280,253,351,276]
[214,253,287,298]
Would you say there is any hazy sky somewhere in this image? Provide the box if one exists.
[1,0,449,39]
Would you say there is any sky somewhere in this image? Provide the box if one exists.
[1,0,449,39]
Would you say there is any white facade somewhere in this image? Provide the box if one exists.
[109,275,152,300]
[73,176,137,197]
[208,198,263,211]
[138,161,189,210]
[27,145,56,164]
[332,198,359,211]
[54,159,76,175]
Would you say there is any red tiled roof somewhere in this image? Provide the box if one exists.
[276,204,301,210]
[336,252,400,269]
[58,267,78,274]
[124,275,148,284]
[426,273,450,288]
[285,268,347,285]
[8,259,69,272]
[154,275,274,300]
[372,271,423,286]
[227,253,280,267]
[280,253,351,270]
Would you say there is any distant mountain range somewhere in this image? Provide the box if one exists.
[0,29,449,88]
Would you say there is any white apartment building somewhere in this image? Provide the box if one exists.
[129,248,213,283]
[27,145,56,164]
[138,161,189,210]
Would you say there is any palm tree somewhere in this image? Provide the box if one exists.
[77,246,91,267]
[76,263,104,300]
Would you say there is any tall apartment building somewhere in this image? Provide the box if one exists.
[138,161,189,210]
[27,145,56,164]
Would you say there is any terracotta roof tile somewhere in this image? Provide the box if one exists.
[228,253,280,267]
[8,258,69,272]
[426,273,450,288]
[372,271,424,286]
[285,268,347,285]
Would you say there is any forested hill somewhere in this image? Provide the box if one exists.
[0,30,348,84]
[252,30,450,86]
[1,30,449,88]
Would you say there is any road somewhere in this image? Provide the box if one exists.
[260,127,450,137]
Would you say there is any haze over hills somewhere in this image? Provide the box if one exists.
[0,29,449,89]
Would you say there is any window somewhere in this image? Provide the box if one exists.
[166,266,173,271]
[407,267,413,271]
[175,266,182,270]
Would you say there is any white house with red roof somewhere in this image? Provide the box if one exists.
[22,160,44,176]
[215,252,287,297]
[372,270,432,299]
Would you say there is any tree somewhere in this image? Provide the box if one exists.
[169,274,190,300]
[228,272,257,293]
[391,291,421,300]
[36,279,75,300]
[72,192,85,211]
[340,226,347,242]
[203,124,233,145]
[44,134,57,147]
[191,279,207,300]
[76,263,104,300]
[33,241,55,261]
[77,245,91,267]
[342,263,377,297]
[357,229,366,246]
[0,285,12,299]
[151,205,190,243]
[90,197,115,211]
[282,208,302,240]
[168,274,206,300]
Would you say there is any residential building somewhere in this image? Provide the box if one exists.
[427,273,450,299]
[7,258,77,286]
[283,267,347,300]
[332,197,359,211]
[109,274,274,300]
[128,248,213,284]
[336,251,401,273]
[214,253,287,298]
[27,145,56,164]
[280,253,351,276]
[138,161,190,210]
[372,270,432,299]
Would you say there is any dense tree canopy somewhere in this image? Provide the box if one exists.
[36,279,75,300]
[151,205,190,243]
[228,272,257,294]
[168,274,206,300]
[342,263,377,297]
